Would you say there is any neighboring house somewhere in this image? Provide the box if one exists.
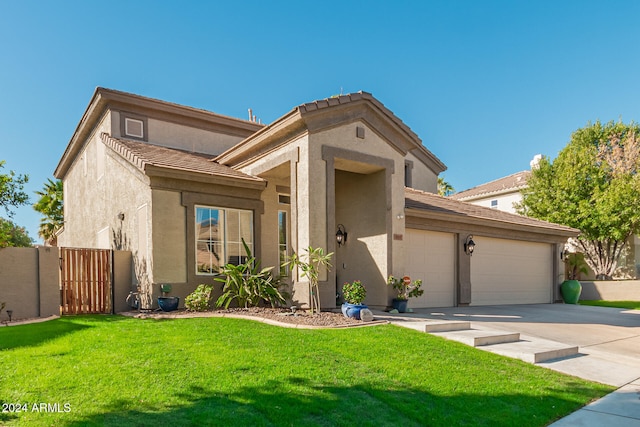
[54,88,578,310]
[450,170,530,214]
[453,159,640,279]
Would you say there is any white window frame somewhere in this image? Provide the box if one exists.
[195,206,254,276]
[278,210,289,276]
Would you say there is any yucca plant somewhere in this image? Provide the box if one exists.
[283,247,333,314]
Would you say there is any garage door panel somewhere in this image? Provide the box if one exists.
[471,237,552,306]
[406,229,455,308]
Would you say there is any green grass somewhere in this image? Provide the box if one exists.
[580,300,640,310]
[0,316,612,427]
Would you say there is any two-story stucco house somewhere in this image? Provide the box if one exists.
[54,88,578,310]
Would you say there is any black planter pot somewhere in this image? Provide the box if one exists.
[392,298,408,313]
[158,296,179,312]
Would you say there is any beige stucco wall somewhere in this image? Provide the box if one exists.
[0,247,61,321]
[406,151,438,193]
[0,247,40,320]
[58,112,113,248]
[59,111,153,299]
[580,280,640,300]
[121,114,245,156]
[152,189,187,284]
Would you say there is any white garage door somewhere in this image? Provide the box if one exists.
[471,237,552,305]
[405,229,455,308]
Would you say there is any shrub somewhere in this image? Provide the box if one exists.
[215,239,288,309]
[387,275,423,300]
[185,285,214,312]
[342,280,366,304]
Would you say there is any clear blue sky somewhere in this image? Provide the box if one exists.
[1,0,639,242]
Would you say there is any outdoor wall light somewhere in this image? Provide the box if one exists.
[464,235,476,256]
[117,212,125,221]
[336,224,348,246]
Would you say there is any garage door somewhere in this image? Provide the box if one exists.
[405,229,455,308]
[471,236,552,305]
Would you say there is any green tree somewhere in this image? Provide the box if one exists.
[33,178,63,246]
[0,217,34,247]
[517,120,640,279]
[437,176,455,196]
[0,160,29,217]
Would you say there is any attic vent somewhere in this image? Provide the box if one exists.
[356,126,365,139]
[125,118,144,138]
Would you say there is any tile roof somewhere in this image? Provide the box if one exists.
[405,187,578,235]
[101,133,262,182]
[451,170,530,201]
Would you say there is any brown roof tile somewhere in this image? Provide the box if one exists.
[101,133,262,182]
[451,171,530,200]
[405,187,578,235]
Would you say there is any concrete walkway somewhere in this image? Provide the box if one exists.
[376,304,640,426]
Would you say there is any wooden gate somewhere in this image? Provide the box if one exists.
[60,248,113,314]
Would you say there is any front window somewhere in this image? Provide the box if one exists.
[196,206,253,275]
[278,211,289,275]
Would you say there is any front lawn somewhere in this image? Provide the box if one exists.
[0,316,612,426]
[579,300,640,310]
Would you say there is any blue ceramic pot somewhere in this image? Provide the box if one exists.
[158,296,179,312]
[392,298,408,313]
[341,303,368,320]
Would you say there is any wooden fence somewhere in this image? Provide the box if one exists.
[60,248,113,314]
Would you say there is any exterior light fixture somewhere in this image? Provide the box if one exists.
[117,212,125,221]
[464,235,476,256]
[336,224,347,246]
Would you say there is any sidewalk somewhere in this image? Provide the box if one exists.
[549,378,640,426]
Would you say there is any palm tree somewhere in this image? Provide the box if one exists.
[437,176,455,196]
[33,178,63,246]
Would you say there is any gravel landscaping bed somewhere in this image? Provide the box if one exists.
[126,306,386,328]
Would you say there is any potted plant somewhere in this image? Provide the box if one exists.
[157,283,179,312]
[387,275,423,313]
[341,280,368,319]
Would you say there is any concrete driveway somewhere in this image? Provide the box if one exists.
[392,303,640,387]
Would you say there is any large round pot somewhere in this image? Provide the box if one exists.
[391,298,409,313]
[561,280,582,304]
[158,296,180,312]
[341,303,368,320]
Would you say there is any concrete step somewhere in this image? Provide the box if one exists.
[423,320,471,333]
[430,329,520,347]
[483,336,580,363]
